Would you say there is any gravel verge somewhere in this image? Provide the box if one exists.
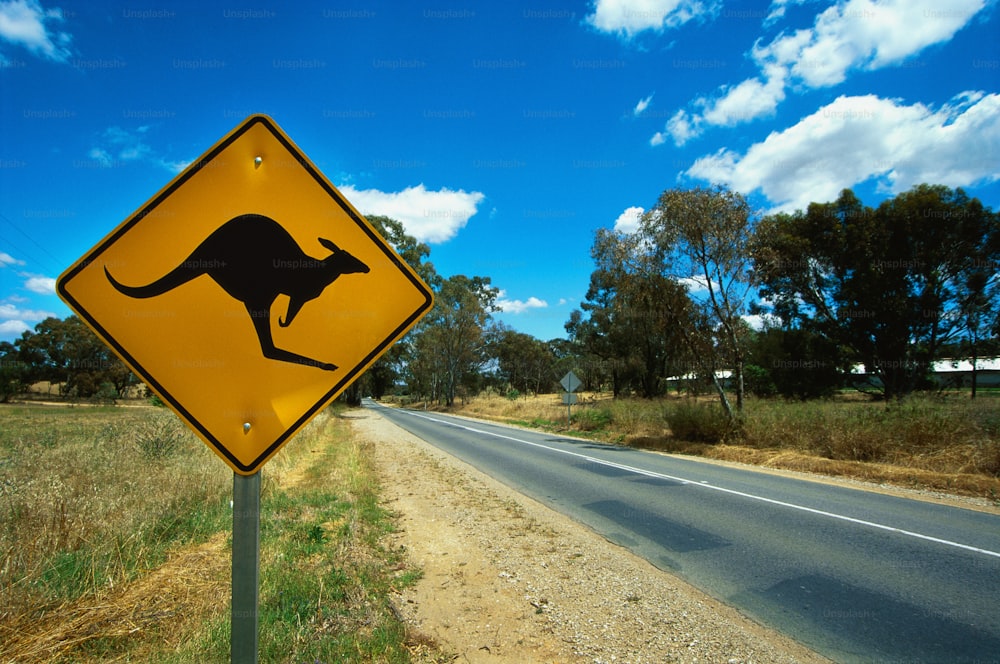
[348,408,830,664]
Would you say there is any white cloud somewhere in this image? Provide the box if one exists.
[23,275,56,294]
[662,71,788,144]
[0,0,71,62]
[741,314,771,331]
[756,0,987,88]
[660,0,988,141]
[587,0,719,38]
[0,302,56,334]
[89,126,190,173]
[764,0,818,26]
[612,206,645,233]
[685,92,1000,212]
[0,319,30,336]
[338,183,485,244]
[698,66,787,128]
[1,251,25,267]
[677,275,720,294]
[496,290,548,314]
[162,159,191,174]
[633,94,654,116]
[664,109,701,146]
[88,147,113,167]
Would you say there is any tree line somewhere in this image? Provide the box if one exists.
[2,183,998,411]
[568,183,999,414]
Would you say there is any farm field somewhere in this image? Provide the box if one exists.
[0,403,423,663]
[417,390,1000,502]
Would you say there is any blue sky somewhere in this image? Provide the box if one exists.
[2,0,999,344]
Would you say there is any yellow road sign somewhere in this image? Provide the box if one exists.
[57,115,434,474]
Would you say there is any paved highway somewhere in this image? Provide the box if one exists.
[367,401,1000,663]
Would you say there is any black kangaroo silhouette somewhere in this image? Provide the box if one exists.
[104,213,370,371]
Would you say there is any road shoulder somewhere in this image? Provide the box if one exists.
[350,407,830,663]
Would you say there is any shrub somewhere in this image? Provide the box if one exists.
[665,401,737,444]
[574,406,612,431]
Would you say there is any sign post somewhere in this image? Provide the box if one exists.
[231,471,260,663]
[56,115,434,662]
[560,371,582,425]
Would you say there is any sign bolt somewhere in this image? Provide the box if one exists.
[243,422,252,434]
[254,156,262,169]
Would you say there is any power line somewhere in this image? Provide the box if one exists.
[0,210,64,274]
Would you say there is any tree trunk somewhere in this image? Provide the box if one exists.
[710,371,735,421]
[971,338,979,400]
[735,360,745,412]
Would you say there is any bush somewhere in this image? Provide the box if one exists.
[665,401,737,444]
[574,406,612,431]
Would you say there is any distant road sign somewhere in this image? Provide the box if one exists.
[57,115,433,475]
[561,393,578,405]
[560,371,582,393]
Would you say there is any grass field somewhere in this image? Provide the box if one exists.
[412,390,1000,501]
[0,403,427,662]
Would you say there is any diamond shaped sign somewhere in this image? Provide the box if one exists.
[57,115,433,474]
[560,371,582,393]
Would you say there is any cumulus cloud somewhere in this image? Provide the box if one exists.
[612,206,645,233]
[338,183,485,244]
[23,275,56,294]
[496,290,548,314]
[587,0,720,38]
[0,320,30,335]
[0,0,72,63]
[662,109,701,146]
[757,0,987,88]
[656,0,989,144]
[0,301,57,336]
[665,70,788,145]
[698,66,787,127]
[685,92,1000,212]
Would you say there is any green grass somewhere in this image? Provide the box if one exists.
[159,411,422,664]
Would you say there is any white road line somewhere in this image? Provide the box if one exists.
[388,407,1000,561]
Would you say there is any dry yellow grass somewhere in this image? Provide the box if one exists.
[0,404,335,663]
[1,533,229,663]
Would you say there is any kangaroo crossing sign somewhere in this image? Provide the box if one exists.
[57,115,434,474]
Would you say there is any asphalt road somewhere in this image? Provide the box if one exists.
[367,400,1000,664]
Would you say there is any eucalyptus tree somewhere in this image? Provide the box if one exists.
[638,186,758,417]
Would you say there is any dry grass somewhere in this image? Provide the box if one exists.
[415,391,1000,501]
[0,404,417,663]
[0,533,229,663]
[0,405,233,661]
[0,406,231,620]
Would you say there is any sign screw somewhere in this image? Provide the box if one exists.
[243,422,252,434]
[254,156,262,169]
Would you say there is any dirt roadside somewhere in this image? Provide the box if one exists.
[350,408,831,664]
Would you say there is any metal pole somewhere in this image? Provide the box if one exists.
[232,471,260,663]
